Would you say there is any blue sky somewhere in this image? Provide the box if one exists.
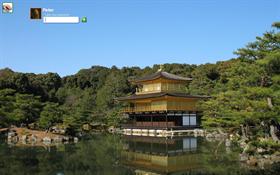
[0,0,279,76]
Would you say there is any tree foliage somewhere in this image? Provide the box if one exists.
[39,102,63,129]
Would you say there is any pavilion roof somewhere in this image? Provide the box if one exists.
[116,92,210,101]
[131,71,192,83]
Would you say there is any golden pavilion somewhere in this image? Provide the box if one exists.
[117,69,208,133]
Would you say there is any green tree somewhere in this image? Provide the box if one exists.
[234,22,280,60]
[39,102,64,129]
[10,94,42,125]
[96,70,130,110]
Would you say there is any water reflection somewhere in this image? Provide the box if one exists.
[0,134,132,175]
[121,136,203,175]
[123,136,198,154]
[120,136,280,175]
[0,134,279,175]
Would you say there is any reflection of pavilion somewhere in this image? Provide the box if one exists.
[121,136,203,175]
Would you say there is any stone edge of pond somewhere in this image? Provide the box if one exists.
[4,127,79,147]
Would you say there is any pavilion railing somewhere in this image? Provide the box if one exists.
[122,106,195,113]
[122,121,175,128]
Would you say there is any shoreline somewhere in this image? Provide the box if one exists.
[4,127,78,146]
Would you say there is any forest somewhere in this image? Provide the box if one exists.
[0,22,279,135]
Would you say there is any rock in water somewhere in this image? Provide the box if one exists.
[7,132,16,137]
[53,136,63,143]
[31,135,37,143]
[21,135,27,141]
[43,137,51,143]
[63,136,69,142]
[108,126,116,133]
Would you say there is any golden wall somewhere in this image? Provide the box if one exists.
[136,82,185,94]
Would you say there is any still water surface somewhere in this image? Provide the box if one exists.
[0,134,279,175]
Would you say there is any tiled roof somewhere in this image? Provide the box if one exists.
[132,71,192,83]
[116,92,210,101]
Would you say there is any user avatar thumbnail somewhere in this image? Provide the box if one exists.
[30,8,41,19]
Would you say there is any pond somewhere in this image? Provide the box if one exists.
[0,134,279,175]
